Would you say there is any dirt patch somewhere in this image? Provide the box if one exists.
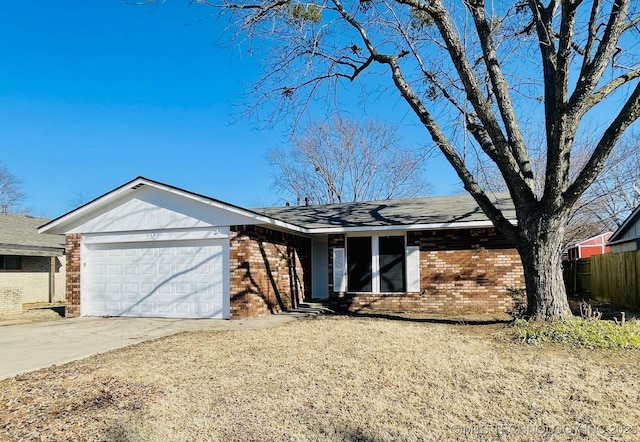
[0,307,63,327]
[568,296,640,321]
[1,316,639,441]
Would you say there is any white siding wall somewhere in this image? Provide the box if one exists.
[68,186,263,234]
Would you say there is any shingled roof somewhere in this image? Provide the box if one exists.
[0,213,65,257]
[256,193,515,231]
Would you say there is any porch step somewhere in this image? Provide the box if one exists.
[283,301,334,317]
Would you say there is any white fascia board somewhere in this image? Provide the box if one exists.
[304,219,516,234]
[39,177,149,234]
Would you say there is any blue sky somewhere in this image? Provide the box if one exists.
[0,0,460,218]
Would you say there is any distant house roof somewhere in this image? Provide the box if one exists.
[256,193,515,232]
[0,213,65,257]
[608,205,640,245]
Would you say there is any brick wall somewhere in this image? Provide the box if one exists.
[229,226,311,319]
[328,228,525,315]
[0,256,66,304]
[65,234,82,317]
[0,287,22,315]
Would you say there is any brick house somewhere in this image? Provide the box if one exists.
[0,213,66,314]
[39,177,524,319]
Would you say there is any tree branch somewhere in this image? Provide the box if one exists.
[565,81,640,206]
[467,0,535,190]
[570,0,630,116]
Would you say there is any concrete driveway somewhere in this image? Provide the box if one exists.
[0,315,296,380]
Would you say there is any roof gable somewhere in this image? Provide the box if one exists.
[39,177,304,235]
[609,205,640,244]
[66,187,269,234]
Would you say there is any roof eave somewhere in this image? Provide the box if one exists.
[303,219,516,234]
[0,244,65,257]
[607,237,640,246]
[609,205,640,243]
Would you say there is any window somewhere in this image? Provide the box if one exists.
[345,235,406,293]
[379,236,406,292]
[333,235,420,294]
[347,237,372,292]
[0,256,21,270]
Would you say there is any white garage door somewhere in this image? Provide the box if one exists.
[85,240,227,319]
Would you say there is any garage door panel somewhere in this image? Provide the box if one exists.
[140,302,155,314]
[85,240,227,319]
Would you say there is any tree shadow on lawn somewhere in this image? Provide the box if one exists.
[340,298,640,325]
[343,310,511,326]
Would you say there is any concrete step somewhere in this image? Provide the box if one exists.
[283,302,335,317]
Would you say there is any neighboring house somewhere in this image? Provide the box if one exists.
[566,232,612,260]
[608,205,640,253]
[0,212,66,310]
[39,177,524,319]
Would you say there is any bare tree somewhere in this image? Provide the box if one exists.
[476,132,640,246]
[580,135,640,228]
[0,163,25,213]
[179,0,640,319]
[269,118,429,204]
[563,135,639,245]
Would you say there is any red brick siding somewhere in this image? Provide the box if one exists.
[229,226,311,319]
[65,234,82,317]
[329,228,525,315]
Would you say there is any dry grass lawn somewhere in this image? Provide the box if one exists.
[1,316,639,441]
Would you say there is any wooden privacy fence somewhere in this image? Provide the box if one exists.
[564,258,592,297]
[565,251,640,309]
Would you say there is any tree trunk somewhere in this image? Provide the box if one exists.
[516,210,573,320]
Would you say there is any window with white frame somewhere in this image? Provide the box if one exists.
[332,234,420,294]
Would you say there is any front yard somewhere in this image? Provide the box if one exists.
[1,316,639,441]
